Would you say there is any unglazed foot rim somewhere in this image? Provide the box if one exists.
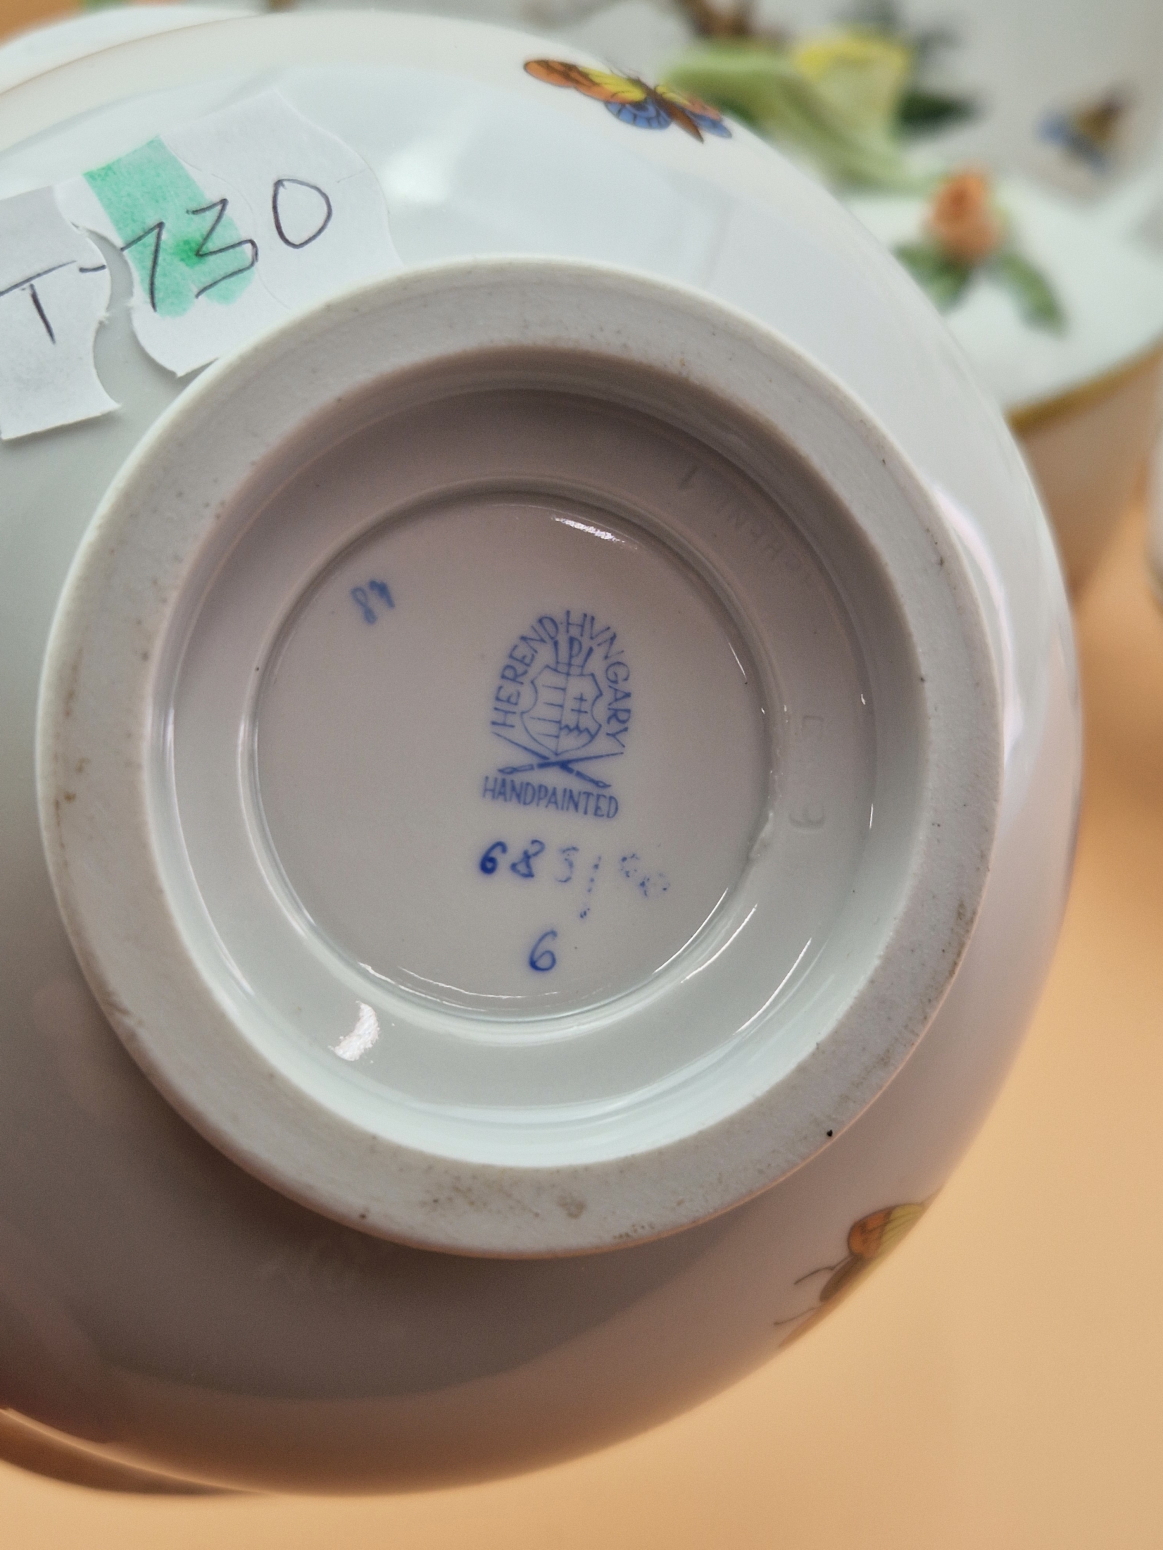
[36,259,1002,1256]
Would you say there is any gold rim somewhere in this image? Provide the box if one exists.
[1007,340,1163,434]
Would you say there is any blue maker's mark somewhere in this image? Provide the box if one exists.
[480,776,619,818]
[488,611,631,803]
[523,638,602,759]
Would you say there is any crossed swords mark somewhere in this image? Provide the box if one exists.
[494,733,622,790]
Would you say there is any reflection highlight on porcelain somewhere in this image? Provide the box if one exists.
[333,1002,380,1063]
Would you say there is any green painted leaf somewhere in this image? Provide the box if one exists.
[988,250,1067,331]
[896,89,978,134]
[663,43,922,189]
[893,241,973,309]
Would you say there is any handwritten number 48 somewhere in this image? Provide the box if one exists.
[350,580,394,624]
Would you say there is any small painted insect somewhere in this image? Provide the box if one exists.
[808,1202,928,1300]
[775,1202,929,1340]
[1040,91,1129,172]
[524,59,731,142]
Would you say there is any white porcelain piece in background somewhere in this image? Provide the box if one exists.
[0,4,258,94]
[0,11,1077,1493]
[514,0,1163,198]
[713,0,1163,198]
[1094,152,1163,603]
[1011,348,1162,594]
[510,0,1163,590]
[849,178,1163,590]
[901,0,1163,197]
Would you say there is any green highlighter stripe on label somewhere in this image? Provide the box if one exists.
[84,138,257,318]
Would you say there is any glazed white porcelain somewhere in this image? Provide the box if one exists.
[0,11,1077,1492]
[0,4,257,93]
[848,178,1163,590]
[39,261,999,1256]
[396,0,1163,587]
[519,0,1163,588]
[1095,150,1163,601]
[849,177,1163,413]
[529,0,1163,193]
[883,0,1163,198]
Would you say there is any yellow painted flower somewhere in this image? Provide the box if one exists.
[791,29,913,134]
[664,24,922,188]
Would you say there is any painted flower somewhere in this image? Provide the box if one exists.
[663,28,920,189]
[791,30,913,136]
[894,168,1065,330]
[925,169,1005,263]
[663,0,976,188]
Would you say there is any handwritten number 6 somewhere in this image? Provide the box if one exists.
[480,841,508,875]
[529,930,558,973]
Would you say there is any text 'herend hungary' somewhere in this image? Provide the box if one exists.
[485,609,631,817]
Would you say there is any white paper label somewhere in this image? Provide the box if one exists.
[0,187,118,441]
[55,90,401,378]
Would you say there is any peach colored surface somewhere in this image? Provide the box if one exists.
[0,0,69,37]
[3,6,1163,1541]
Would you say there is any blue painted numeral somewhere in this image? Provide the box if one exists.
[479,841,508,875]
[350,578,394,623]
[529,929,558,972]
[510,840,545,879]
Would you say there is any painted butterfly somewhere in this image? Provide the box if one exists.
[524,59,731,142]
[1041,91,1128,172]
[774,1201,930,1344]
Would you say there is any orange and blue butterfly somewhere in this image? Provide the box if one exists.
[525,59,731,142]
[1040,92,1128,172]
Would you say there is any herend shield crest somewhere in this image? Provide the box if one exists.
[483,611,631,819]
[522,643,603,758]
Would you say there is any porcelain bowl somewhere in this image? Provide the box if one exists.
[7,6,1160,599]
[752,0,1163,199]
[0,9,1078,1493]
[533,0,1163,591]
[1095,152,1163,602]
[848,180,1163,592]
